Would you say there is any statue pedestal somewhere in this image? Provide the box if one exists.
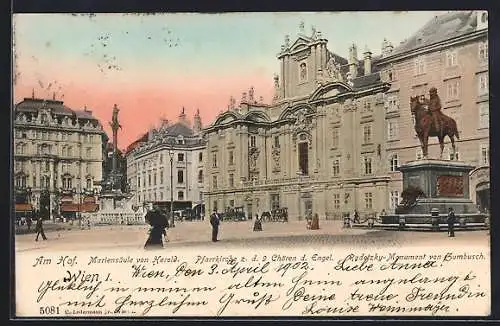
[379,159,487,231]
[83,191,146,225]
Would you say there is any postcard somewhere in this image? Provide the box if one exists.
[12,11,490,318]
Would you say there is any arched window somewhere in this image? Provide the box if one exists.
[86,178,92,189]
[389,154,399,172]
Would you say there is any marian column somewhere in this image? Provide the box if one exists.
[109,104,122,190]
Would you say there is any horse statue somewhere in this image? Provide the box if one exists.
[409,96,459,159]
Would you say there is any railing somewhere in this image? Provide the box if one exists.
[242,176,312,188]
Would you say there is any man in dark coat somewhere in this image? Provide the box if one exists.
[35,215,47,241]
[210,209,220,242]
[447,207,456,237]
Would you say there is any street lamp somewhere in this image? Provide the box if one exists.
[169,149,175,228]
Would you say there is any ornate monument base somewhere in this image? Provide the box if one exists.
[375,160,486,231]
[83,191,146,225]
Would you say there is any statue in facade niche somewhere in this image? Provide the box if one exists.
[249,148,259,170]
[248,86,255,103]
[272,147,280,170]
[326,56,343,82]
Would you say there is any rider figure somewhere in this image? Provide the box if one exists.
[424,87,442,135]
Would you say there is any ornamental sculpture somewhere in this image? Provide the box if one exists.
[409,87,460,159]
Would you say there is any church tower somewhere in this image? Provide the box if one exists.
[193,108,202,134]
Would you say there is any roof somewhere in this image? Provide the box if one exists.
[391,11,477,56]
[74,109,98,120]
[352,72,382,89]
[15,98,99,120]
[124,132,149,154]
[165,122,194,137]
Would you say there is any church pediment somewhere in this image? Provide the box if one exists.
[213,111,242,126]
[310,82,353,102]
[244,111,271,123]
[289,36,312,52]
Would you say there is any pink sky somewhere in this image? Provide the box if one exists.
[13,12,443,149]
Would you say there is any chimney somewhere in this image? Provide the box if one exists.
[348,44,358,78]
[363,46,372,75]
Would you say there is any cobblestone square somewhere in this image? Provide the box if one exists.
[15,220,489,252]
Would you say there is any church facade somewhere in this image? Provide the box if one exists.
[203,11,490,220]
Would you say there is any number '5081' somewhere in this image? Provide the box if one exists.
[39,306,60,315]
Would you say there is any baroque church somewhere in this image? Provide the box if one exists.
[203,23,394,220]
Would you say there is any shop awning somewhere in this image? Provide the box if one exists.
[60,203,99,213]
[15,203,33,212]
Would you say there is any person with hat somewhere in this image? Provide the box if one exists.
[424,87,443,134]
[210,208,220,242]
[447,207,456,238]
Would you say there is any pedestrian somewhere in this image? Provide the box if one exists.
[253,213,262,231]
[311,213,320,230]
[353,210,360,224]
[35,216,47,241]
[210,209,220,242]
[26,217,32,231]
[447,207,456,237]
[144,205,168,249]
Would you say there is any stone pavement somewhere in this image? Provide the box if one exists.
[15,219,489,252]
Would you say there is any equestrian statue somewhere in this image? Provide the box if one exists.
[409,87,460,159]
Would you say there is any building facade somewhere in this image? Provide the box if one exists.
[126,109,206,215]
[203,11,489,220]
[13,96,107,219]
[375,10,489,212]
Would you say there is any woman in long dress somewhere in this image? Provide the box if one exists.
[144,207,168,249]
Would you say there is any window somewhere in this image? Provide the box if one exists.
[42,176,50,189]
[387,68,397,82]
[481,12,488,23]
[177,170,184,183]
[199,152,203,162]
[228,151,234,165]
[250,135,256,147]
[213,200,218,212]
[228,173,234,188]
[386,94,399,112]
[365,192,373,209]
[332,129,339,148]
[298,142,309,175]
[160,170,164,184]
[363,157,372,175]
[41,114,48,124]
[414,57,425,75]
[148,174,151,186]
[445,50,458,67]
[479,41,488,61]
[198,170,204,183]
[333,194,340,210]
[153,172,157,185]
[159,154,163,164]
[390,191,400,210]
[137,176,141,189]
[212,153,218,168]
[479,102,489,129]
[68,147,72,157]
[16,175,27,188]
[416,149,423,160]
[446,79,460,100]
[332,159,340,176]
[387,120,399,141]
[86,178,92,189]
[178,153,184,162]
[212,175,218,189]
[478,73,489,96]
[174,191,183,201]
[44,162,50,173]
[363,124,372,144]
[229,199,235,208]
[299,62,307,81]
[85,163,90,173]
[481,144,489,165]
[389,154,399,172]
[274,136,280,148]
[270,194,280,210]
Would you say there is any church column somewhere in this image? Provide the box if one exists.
[49,160,54,191]
[58,162,63,188]
[311,45,317,81]
[280,58,285,98]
